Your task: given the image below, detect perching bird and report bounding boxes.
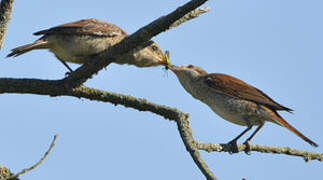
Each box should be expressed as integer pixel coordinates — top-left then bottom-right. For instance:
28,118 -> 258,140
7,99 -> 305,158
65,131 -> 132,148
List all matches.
168,64 -> 318,153
7,18 -> 166,72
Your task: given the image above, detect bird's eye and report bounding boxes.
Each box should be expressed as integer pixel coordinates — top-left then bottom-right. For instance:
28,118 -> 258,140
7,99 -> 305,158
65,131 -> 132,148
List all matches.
187,65 -> 194,68
151,45 -> 158,51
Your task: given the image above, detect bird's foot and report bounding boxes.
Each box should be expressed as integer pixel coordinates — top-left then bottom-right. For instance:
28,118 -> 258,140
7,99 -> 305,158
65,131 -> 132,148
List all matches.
65,71 -> 71,77
65,69 -> 74,77
227,140 -> 239,154
243,140 -> 251,155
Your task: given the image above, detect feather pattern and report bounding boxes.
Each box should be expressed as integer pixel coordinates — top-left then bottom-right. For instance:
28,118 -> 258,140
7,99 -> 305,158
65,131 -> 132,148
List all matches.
203,73 -> 293,112
33,18 -> 127,37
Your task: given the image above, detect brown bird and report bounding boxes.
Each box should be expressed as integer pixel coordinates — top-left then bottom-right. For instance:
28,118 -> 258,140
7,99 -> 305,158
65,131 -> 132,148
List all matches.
7,18 -> 166,72
168,64 -> 318,153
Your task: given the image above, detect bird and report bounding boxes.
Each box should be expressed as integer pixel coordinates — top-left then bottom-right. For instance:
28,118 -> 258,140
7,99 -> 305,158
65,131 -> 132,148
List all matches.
168,64 -> 318,153
7,18 -> 166,72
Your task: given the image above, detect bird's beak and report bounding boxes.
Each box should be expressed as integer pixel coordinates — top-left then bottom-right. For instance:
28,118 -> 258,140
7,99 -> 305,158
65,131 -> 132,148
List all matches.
168,65 -> 180,74
156,56 -> 168,65
146,49 -> 166,66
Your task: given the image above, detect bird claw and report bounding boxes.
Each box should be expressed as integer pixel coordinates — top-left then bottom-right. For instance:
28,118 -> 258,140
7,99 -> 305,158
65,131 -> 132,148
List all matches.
243,140 -> 251,155
65,71 -> 71,77
227,140 -> 239,154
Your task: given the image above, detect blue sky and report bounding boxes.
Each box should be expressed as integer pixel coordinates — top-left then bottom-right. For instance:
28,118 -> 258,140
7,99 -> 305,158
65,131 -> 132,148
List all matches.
0,0 -> 322,179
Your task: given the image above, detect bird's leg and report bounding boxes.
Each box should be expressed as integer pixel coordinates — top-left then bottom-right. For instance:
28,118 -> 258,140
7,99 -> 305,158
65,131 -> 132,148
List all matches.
55,56 -> 73,75
227,124 -> 252,153
243,122 -> 264,154
59,60 -> 73,75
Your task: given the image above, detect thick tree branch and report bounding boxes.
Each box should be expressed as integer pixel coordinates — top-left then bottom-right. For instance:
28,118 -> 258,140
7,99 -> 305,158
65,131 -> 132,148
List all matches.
0,0 -> 14,50
74,87 -> 217,180
73,86 -> 218,179
3,78 -> 323,177
67,86 -> 218,180
1,78 -> 322,178
61,0 -> 209,89
0,78 -> 67,95
1,81 -> 321,180
1,135 -> 58,180
197,142 -> 323,162
0,81 -> 218,180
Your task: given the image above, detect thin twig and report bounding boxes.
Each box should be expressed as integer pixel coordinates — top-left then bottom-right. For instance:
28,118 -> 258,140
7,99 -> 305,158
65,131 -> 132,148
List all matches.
0,0 -> 14,50
197,142 -> 323,162
2,135 -> 58,180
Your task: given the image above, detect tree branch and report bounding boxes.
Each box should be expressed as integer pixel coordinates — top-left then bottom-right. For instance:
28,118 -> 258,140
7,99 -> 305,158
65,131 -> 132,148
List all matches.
1,78 -> 322,178
1,83 -> 321,180
61,0 -> 209,89
73,86 -> 218,180
1,135 -> 58,180
170,7 -> 210,29
197,142 -> 323,162
0,80 -> 218,180
73,86 -> 218,179
175,115 -> 217,180
0,0 -> 14,50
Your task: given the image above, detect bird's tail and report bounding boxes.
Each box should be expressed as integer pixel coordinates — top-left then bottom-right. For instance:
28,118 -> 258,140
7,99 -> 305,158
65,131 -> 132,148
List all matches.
271,111 -> 318,147
7,39 -> 49,57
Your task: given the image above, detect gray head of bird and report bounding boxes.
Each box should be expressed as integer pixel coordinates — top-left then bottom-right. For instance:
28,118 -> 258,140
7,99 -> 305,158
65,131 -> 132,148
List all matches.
168,64 -> 208,80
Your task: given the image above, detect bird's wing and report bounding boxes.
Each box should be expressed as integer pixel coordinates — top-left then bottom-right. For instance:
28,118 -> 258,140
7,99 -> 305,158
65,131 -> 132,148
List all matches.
203,73 -> 293,112
33,18 -> 128,37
